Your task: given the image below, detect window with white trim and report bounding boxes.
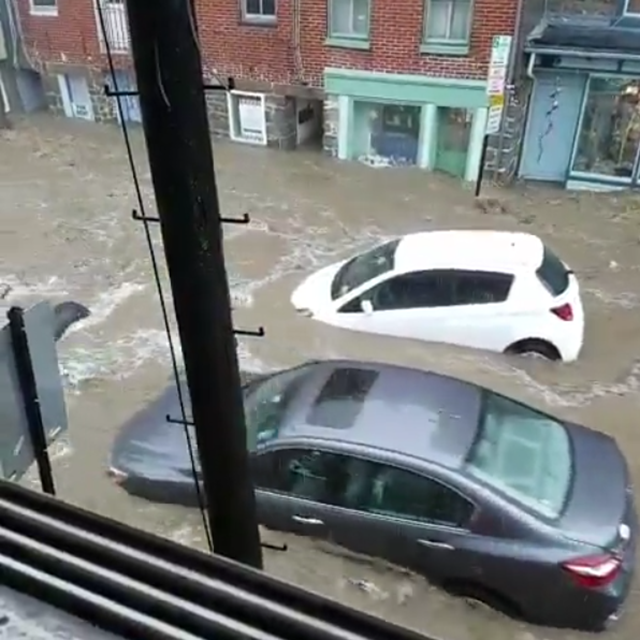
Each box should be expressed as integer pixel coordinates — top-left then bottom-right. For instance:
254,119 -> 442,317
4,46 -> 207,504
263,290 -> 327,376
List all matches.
242,0 -> 276,22
328,0 -> 370,39
30,0 -> 57,15
424,0 -> 472,42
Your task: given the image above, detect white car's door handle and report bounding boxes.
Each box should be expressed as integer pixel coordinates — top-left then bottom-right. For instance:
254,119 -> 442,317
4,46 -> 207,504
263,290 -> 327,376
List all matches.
418,539 -> 454,550
292,515 -> 324,526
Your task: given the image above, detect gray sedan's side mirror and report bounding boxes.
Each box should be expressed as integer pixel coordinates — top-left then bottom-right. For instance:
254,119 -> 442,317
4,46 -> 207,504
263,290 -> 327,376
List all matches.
360,299 -> 374,315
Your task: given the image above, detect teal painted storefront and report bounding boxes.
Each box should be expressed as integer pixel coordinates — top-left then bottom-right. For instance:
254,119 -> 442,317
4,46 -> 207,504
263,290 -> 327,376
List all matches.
324,68 -> 489,181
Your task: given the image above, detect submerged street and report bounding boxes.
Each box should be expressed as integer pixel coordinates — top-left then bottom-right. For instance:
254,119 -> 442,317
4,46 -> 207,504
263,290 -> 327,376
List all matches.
2,115 -> 640,640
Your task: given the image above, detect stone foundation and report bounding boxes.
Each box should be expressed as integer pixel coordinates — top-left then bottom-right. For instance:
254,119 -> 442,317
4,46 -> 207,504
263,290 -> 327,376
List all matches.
264,95 -> 296,150
39,65 -> 315,153
204,90 -> 229,138
485,81 -> 531,185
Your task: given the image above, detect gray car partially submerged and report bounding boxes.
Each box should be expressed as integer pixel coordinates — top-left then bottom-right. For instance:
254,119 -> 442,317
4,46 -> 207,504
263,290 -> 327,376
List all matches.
109,360 -> 636,631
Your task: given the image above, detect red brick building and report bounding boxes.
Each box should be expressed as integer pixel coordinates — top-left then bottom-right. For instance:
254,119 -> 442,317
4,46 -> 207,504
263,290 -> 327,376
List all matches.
18,0 -> 518,178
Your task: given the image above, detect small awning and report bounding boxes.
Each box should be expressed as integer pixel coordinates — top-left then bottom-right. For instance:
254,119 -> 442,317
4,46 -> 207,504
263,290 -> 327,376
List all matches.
525,16 -> 640,60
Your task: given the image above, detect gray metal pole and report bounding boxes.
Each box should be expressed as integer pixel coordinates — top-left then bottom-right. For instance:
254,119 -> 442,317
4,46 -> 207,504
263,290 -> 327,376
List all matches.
123,0 -> 263,569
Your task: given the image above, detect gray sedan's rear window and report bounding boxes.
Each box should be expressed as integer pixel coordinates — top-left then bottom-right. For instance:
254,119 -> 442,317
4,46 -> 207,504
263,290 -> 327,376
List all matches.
467,392 -> 572,518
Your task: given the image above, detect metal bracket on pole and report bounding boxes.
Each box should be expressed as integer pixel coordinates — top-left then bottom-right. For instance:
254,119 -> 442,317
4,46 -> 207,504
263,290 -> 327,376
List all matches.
131,209 -> 252,226
6,307 -> 56,496
234,327 -> 265,338
103,76 -> 235,99
164,411 -> 287,553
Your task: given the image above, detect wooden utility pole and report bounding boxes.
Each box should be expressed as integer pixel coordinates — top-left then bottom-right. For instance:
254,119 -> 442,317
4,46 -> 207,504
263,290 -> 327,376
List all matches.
124,0 -> 263,569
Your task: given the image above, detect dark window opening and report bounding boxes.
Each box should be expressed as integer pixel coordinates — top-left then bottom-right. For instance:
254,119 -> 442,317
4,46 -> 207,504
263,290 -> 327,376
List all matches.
306,368 -> 379,428
253,448 -> 347,504
536,246 -> 570,297
350,462 -> 474,527
452,271 -> 513,305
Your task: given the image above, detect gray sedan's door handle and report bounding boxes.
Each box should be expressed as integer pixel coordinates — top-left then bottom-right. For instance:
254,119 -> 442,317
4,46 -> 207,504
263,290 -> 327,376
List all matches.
418,539 -> 454,550
292,515 -> 324,525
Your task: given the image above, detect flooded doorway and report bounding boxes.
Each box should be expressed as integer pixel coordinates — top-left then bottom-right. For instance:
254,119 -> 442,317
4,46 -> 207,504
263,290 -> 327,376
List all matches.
296,99 -> 323,149
435,106 -> 473,178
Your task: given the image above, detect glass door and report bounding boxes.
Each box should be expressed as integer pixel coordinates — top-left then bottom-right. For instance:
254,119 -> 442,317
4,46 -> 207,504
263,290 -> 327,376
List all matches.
435,107 -> 473,178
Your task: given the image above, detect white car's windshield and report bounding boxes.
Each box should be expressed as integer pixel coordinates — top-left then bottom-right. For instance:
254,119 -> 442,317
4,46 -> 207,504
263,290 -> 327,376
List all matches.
467,392 -> 573,518
330,239 -> 400,300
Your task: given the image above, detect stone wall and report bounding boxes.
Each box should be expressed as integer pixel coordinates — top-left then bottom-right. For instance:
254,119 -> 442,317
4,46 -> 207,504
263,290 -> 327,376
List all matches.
485,81 -> 531,184
38,66 -> 310,153
41,67 -> 117,122
265,95 -> 296,150
322,96 -> 338,157
204,90 -> 229,138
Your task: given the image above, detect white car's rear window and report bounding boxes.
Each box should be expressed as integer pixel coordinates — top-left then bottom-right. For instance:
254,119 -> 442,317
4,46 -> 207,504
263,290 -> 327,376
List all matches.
467,392 -> 572,518
536,245 -> 570,297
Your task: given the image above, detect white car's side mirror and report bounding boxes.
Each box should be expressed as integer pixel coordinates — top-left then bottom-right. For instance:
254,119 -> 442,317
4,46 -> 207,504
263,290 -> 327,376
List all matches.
360,299 -> 374,315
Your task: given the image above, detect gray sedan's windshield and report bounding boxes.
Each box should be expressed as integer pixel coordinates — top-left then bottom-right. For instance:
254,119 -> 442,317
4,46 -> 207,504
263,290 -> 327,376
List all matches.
243,364 -> 314,449
330,239 -> 400,300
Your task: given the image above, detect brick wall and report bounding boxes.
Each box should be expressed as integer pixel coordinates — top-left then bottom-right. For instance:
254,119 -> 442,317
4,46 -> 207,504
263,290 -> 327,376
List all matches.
20,0 -> 518,83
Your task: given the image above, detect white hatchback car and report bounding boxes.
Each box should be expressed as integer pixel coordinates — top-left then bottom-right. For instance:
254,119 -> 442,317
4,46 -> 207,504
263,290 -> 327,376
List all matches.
291,230 -> 584,361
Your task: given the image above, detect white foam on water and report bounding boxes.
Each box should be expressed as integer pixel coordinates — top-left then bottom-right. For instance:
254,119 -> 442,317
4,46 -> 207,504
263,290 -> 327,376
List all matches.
0,274 -> 69,301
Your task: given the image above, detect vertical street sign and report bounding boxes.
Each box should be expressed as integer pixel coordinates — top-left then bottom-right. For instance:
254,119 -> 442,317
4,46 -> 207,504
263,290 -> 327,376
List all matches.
485,35 -> 513,135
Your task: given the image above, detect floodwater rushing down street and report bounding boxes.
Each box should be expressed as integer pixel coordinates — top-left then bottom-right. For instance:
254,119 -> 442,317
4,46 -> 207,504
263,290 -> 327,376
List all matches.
2,115 -> 640,640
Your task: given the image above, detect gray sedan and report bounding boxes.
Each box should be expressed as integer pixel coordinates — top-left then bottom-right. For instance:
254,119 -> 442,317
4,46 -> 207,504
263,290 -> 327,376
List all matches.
108,360 -> 636,631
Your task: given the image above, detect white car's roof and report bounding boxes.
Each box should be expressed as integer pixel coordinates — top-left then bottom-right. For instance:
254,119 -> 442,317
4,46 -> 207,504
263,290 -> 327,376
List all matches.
393,230 -> 544,275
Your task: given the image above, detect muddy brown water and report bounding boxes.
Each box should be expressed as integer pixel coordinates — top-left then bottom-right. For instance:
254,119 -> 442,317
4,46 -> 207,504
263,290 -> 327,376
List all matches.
2,116 -> 640,640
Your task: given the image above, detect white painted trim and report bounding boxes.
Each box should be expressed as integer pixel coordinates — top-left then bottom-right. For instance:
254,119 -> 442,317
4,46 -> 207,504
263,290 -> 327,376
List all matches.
337,95 -> 350,160
418,104 -> 437,169
226,90 -> 267,146
0,71 -> 9,113
57,74 -> 72,118
29,0 -> 58,16
465,107 -> 488,181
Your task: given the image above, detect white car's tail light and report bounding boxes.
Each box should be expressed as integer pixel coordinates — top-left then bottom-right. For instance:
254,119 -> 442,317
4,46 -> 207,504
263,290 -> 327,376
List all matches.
551,303 -> 574,321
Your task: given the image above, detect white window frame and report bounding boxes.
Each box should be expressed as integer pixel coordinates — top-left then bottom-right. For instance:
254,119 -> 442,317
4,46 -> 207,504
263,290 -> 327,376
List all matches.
227,90 -> 267,146
29,0 -> 58,16
328,0 -> 371,40
241,0 -> 276,23
424,0 -> 473,44
625,0 -> 640,14
0,71 -> 9,114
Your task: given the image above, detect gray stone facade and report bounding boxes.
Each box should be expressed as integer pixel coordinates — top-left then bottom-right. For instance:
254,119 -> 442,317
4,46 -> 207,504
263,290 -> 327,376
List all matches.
39,65 -> 313,154
204,91 -> 229,138
322,96 -> 339,157
265,95 -> 296,150
485,81 -> 531,184
41,67 -> 118,122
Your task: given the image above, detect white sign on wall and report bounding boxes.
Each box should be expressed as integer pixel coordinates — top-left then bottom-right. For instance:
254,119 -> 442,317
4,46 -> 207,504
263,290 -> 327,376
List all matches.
485,35 -> 513,135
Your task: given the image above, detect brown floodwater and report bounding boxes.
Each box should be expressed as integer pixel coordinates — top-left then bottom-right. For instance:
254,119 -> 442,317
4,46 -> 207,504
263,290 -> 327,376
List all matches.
2,115 -> 640,640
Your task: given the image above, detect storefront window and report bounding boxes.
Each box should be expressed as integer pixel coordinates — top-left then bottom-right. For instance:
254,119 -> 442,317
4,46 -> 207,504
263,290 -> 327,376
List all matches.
353,102 -> 421,167
572,77 -> 640,181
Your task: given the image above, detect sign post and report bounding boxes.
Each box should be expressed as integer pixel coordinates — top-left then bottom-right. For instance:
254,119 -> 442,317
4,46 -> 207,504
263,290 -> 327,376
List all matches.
476,34 -> 513,197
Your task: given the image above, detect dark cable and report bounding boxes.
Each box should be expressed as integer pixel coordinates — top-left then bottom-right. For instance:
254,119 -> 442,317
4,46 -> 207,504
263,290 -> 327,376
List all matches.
95,3 -> 213,552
